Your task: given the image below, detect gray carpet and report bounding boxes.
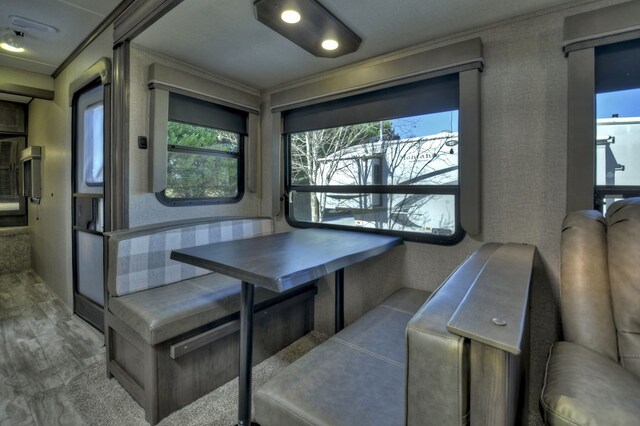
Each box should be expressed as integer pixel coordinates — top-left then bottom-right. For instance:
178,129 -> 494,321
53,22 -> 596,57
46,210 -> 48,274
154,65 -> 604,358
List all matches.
65,331 -> 327,426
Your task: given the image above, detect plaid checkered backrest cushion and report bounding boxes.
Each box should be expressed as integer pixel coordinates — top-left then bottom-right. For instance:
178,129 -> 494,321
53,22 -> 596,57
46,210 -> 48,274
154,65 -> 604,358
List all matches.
108,217 -> 274,297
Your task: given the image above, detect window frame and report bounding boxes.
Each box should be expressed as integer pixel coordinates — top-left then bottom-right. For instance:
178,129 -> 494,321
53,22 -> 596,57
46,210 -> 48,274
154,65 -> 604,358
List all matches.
282,78 -> 465,245
156,99 -> 245,207
564,1 -> 640,212
593,39 -> 640,212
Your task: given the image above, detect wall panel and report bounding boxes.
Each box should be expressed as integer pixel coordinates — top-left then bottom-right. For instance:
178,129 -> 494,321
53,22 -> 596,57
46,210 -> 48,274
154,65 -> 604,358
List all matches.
27,29 -> 113,308
127,45 -> 262,227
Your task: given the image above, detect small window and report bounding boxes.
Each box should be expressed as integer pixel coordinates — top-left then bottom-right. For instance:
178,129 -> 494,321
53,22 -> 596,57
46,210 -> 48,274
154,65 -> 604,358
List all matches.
74,84 -> 104,194
164,122 -> 240,200
284,75 -> 462,243
595,39 -> 640,212
158,93 -> 245,205
83,102 -> 104,186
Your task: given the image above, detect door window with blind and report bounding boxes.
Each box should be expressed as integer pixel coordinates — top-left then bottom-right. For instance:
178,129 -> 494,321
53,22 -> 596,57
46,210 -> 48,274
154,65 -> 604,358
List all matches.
594,38 -> 640,212
157,93 -> 246,205
284,74 -> 462,243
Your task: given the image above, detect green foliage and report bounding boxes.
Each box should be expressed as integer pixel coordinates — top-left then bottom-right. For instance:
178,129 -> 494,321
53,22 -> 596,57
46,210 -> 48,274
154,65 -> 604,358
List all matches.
168,121 -> 238,152
165,122 -> 239,199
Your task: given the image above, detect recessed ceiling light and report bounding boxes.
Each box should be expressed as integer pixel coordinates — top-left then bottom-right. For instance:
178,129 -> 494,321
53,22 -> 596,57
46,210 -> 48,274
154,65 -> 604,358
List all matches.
0,42 -> 24,53
321,39 -> 339,50
281,10 -> 301,24
1,29 -> 25,53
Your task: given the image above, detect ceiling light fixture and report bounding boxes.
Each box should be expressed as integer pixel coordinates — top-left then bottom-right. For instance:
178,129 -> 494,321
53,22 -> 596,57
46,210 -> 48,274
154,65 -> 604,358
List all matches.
254,0 -> 361,58
321,39 -> 338,50
1,28 -> 25,53
281,10 -> 301,24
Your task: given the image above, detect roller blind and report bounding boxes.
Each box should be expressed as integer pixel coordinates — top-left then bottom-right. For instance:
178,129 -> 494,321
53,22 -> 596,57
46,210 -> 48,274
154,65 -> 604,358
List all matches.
283,73 -> 459,134
596,38 -> 640,93
168,92 -> 248,134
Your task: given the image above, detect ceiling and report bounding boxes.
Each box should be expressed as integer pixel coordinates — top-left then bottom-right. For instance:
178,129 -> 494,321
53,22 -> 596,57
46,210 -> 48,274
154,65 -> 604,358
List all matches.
135,0 -> 579,90
0,0 -> 581,88
0,0 -> 122,76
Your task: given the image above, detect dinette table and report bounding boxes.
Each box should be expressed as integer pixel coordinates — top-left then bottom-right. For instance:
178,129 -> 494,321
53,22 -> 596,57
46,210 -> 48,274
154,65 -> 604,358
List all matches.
170,227 -> 402,426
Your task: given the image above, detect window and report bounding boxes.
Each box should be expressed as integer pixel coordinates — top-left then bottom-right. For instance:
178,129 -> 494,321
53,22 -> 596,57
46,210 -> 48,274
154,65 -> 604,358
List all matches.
284,74 -> 462,243
594,39 -> 640,212
158,93 -> 245,205
83,101 -> 104,186
75,84 -> 104,195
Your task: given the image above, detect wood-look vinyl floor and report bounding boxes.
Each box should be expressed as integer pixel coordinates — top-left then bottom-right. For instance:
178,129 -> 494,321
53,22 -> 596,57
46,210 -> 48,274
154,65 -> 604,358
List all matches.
0,270 -> 105,426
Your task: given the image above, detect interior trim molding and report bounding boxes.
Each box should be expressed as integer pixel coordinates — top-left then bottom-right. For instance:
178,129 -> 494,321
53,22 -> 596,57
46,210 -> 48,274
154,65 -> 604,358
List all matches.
113,0 -> 185,44
148,63 -> 260,114
566,48 -> 595,213
563,1 -> 640,54
0,83 -> 53,101
52,0 -> 136,78
112,42 -> 130,230
68,57 -> 112,106
246,113 -> 260,194
270,37 -> 483,112
459,69 -> 481,237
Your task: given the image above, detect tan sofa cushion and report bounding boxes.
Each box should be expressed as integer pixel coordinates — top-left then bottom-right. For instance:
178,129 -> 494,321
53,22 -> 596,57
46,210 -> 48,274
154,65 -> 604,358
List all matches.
541,341 -> 640,426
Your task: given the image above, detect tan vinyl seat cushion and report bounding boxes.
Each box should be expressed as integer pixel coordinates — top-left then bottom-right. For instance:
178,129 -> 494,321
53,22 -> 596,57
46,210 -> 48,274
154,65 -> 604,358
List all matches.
540,341 -> 640,426
109,273 -> 283,344
255,287 -> 431,426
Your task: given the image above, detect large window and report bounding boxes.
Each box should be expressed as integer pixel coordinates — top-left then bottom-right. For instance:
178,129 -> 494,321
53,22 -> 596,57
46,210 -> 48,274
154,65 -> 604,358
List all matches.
158,93 -> 245,205
284,75 -> 462,243
594,39 -> 640,212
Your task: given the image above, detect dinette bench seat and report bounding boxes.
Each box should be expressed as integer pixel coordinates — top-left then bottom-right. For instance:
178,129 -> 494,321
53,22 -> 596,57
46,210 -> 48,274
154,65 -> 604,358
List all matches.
104,217 -> 317,425
256,242 -> 535,426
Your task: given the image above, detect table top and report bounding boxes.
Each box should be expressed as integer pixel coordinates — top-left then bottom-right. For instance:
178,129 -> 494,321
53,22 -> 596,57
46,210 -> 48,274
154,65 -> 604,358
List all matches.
170,228 -> 403,293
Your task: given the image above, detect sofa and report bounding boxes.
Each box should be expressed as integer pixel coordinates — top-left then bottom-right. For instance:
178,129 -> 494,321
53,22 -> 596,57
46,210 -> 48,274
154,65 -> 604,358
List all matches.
540,198 -> 640,425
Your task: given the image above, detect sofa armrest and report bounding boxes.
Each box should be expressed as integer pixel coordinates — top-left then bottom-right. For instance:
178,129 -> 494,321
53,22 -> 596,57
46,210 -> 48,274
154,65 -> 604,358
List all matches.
447,243 -> 535,355
407,243 -> 535,426
406,243 -> 502,426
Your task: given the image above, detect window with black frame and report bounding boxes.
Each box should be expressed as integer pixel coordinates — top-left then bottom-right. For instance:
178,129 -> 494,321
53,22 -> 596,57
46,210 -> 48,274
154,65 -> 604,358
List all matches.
284,74 -> 462,243
158,92 -> 246,205
594,39 -> 640,212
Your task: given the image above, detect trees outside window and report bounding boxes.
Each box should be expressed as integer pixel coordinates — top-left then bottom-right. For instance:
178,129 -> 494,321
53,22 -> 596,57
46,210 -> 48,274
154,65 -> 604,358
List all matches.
287,112 -> 459,237
163,122 -> 241,201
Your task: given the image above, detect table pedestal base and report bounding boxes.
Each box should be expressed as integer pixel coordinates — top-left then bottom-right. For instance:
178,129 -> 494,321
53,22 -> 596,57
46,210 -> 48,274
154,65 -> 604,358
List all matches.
238,281 -> 255,426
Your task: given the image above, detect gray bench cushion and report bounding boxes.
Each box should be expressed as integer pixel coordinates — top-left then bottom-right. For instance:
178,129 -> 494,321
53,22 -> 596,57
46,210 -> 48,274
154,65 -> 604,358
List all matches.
540,341 -> 640,426
255,287 -> 430,426
109,273 -> 281,345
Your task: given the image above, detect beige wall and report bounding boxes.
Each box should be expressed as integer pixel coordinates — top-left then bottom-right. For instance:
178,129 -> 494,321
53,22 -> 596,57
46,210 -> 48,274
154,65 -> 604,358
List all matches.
27,28 -> 113,308
126,45 -> 263,227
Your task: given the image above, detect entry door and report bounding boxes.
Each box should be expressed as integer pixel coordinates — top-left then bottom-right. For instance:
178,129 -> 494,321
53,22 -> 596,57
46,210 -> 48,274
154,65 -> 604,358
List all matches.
72,83 -> 105,331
